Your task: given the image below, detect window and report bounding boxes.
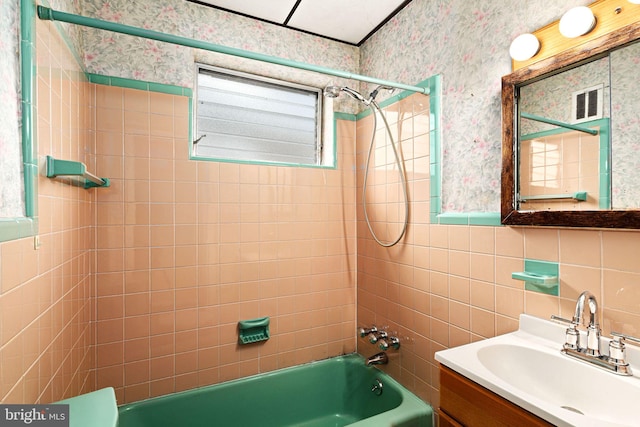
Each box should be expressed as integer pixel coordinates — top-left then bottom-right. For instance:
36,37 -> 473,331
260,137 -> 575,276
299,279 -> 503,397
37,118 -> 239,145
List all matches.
193,64 -> 326,166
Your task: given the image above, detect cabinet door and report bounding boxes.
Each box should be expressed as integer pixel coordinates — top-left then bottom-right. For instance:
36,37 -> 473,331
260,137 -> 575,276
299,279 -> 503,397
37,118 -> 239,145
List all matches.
439,366 -> 553,427
438,409 -> 463,427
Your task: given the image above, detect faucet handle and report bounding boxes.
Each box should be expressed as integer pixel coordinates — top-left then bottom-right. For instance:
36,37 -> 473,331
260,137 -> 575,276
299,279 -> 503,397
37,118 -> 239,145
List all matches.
611,331 -> 640,346
550,315 -> 574,325
368,330 -> 387,344
378,336 -> 401,351
551,315 -> 580,350
607,332 -> 640,375
359,326 -> 378,338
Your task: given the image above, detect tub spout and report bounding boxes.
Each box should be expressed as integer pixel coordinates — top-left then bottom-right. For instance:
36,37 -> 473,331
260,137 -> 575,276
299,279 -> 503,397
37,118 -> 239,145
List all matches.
366,352 -> 389,366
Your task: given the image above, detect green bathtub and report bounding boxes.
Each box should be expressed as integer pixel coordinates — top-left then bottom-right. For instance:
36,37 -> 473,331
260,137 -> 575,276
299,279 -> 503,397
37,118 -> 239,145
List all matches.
117,354 -> 433,427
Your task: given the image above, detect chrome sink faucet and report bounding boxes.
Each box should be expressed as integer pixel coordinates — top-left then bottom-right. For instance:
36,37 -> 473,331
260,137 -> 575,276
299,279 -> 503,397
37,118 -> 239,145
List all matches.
573,290 -> 601,356
552,291 -> 640,376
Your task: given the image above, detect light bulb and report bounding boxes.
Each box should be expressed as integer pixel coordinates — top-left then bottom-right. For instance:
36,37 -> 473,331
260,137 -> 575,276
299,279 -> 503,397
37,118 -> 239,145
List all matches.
509,33 -> 541,62
559,6 -> 596,38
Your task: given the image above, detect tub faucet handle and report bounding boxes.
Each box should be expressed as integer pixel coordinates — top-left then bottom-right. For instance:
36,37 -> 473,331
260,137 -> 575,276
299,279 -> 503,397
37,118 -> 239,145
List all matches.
359,326 -> 377,338
368,330 -> 388,344
378,336 -> 401,351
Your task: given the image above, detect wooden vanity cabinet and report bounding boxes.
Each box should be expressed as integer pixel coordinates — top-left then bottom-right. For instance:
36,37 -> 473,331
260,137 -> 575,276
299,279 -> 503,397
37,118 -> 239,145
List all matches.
438,366 -> 554,427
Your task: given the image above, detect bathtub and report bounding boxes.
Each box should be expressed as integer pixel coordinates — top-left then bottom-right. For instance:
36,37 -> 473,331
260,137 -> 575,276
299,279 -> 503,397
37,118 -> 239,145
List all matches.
117,354 -> 433,427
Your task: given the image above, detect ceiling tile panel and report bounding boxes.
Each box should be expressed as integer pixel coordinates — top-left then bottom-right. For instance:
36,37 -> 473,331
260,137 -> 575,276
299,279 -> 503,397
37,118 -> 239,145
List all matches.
287,0 -> 406,45
195,0 -> 299,24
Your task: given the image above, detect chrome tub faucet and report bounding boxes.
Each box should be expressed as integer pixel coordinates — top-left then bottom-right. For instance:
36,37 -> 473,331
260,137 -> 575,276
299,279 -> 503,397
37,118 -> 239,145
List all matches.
365,352 -> 389,366
358,326 -> 400,366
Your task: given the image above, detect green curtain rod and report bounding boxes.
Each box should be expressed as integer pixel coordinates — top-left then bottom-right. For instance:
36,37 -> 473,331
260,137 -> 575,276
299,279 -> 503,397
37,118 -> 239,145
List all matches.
521,112 -> 598,136
37,6 -> 429,95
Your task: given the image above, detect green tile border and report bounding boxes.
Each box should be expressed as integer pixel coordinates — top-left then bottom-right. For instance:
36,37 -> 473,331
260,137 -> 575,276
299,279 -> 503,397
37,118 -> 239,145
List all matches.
434,212 -> 503,226
86,73 -> 193,97
1,0 -> 39,243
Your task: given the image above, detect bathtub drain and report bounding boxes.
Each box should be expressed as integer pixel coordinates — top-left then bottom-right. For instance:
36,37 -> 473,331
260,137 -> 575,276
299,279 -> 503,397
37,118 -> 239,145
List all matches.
371,379 -> 383,396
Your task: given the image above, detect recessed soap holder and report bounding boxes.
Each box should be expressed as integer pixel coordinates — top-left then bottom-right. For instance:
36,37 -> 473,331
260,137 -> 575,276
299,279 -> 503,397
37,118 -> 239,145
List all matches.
238,317 -> 270,345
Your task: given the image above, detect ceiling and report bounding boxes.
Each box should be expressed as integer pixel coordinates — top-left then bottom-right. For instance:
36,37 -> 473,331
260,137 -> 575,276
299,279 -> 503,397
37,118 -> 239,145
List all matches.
188,0 -> 413,46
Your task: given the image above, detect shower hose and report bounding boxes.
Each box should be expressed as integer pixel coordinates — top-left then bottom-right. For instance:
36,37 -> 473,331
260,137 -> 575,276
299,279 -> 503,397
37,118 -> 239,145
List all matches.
362,101 -> 409,247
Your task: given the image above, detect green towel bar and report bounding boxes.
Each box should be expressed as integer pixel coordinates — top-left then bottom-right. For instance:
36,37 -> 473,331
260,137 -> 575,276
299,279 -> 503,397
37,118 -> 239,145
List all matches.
46,156 -> 110,189
519,191 -> 587,203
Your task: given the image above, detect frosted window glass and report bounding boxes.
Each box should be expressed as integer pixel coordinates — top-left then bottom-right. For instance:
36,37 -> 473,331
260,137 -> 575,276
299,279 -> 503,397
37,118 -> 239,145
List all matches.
195,66 -> 321,165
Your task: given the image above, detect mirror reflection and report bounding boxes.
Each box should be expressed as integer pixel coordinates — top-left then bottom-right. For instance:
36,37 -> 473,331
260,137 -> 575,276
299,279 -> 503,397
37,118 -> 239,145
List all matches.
610,41 -> 640,209
515,40 -> 639,212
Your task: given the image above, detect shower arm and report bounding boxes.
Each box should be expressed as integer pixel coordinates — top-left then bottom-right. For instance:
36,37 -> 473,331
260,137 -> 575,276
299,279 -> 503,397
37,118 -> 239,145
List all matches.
36,6 -> 430,96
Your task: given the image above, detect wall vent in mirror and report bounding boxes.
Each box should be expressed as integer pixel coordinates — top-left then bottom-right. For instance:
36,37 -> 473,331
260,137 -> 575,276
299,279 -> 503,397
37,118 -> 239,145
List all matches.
572,84 -> 603,124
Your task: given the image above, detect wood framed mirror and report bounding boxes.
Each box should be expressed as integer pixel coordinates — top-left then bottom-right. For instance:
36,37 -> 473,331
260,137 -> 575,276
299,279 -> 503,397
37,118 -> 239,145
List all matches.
501,19 -> 640,228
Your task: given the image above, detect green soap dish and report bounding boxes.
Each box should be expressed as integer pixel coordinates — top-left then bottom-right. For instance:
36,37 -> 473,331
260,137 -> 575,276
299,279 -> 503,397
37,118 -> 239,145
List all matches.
238,317 -> 270,345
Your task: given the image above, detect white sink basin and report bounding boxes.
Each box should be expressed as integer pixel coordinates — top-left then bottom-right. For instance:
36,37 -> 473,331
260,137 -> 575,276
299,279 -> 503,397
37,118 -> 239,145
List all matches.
435,315 -> 640,427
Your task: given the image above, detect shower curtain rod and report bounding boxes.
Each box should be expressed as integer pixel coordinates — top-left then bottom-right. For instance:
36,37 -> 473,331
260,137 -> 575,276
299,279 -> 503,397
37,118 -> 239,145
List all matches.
37,6 -> 429,95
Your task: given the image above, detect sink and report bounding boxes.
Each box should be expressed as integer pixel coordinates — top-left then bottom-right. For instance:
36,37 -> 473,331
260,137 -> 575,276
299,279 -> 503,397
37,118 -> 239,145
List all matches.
435,315 -> 640,427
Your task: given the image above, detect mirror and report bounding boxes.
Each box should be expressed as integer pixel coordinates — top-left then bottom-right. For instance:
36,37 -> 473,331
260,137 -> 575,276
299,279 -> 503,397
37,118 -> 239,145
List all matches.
502,20 -> 640,228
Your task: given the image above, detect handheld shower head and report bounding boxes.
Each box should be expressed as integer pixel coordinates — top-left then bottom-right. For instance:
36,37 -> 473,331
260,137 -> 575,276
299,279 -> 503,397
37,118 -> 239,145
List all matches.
340,87 -> 369,105
322,85 -> 370,105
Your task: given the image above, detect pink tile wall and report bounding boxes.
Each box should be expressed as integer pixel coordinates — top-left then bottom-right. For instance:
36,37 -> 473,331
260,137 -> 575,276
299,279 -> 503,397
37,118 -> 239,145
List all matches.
355,94 -> 640,409
0,18 -> 94,403
93,86 -> 357,403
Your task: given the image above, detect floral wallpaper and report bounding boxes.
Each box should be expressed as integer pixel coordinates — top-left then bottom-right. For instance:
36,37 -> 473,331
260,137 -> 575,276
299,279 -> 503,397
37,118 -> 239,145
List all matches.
0,0 -> 24,218
77,0 -> 359,105
610,41 -> 640,209
359,0 -> 591,212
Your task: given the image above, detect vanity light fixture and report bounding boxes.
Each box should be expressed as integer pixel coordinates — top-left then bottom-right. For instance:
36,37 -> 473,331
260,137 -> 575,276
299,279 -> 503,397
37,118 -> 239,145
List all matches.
509,33 -> 541,61
559,6 -> 596,38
